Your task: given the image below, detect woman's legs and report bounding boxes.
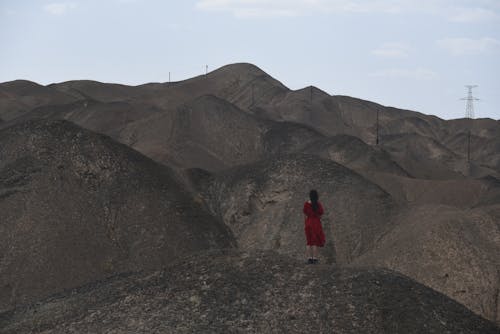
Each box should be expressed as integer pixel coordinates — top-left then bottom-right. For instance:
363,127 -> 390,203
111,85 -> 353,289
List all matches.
306,246 -> 314,264
312,246 -> 318,260
306,245 -> 320,264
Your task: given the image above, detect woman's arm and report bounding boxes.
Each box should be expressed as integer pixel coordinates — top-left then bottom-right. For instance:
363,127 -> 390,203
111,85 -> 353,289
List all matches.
303,202 -> 309,216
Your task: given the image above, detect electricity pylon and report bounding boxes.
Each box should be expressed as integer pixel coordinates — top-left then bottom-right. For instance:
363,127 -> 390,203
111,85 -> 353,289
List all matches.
461,85 -> 479,119
461,85 -> 479,163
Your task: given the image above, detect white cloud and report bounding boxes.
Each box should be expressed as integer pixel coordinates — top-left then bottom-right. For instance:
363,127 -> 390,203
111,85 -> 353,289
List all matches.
437,37 -> 500,55
43,2 -> 77,15
194,0 -> 426,18
195,0 -> 500,21
447,7 -> 499,22
369,68 -> 438,80
371,43 -> 410,58
195,0 -> 311,18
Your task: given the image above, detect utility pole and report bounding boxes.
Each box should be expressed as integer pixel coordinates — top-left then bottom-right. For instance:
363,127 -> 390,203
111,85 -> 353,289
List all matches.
310,86 -> 313,104
169,72 -> 171,83
205,65 -> 208,75
467,131 -> 471,162
376,110 -> 379,145
251,84 -> 255,105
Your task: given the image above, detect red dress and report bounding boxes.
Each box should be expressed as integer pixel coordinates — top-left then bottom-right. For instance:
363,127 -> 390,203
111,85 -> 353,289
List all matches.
303,201 -> 325,247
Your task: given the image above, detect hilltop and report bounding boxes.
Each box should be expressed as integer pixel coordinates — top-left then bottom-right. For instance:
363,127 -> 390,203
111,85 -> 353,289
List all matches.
1,251 -> 498,334
0,120 -> 234,312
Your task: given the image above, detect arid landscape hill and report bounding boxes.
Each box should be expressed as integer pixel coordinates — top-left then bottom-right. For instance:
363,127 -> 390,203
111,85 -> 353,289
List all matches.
192,154 -> 398,265
0,63 -> 499,330
1,63 -> 499,177
0,120 -> 234,312
1,251 -> 499,334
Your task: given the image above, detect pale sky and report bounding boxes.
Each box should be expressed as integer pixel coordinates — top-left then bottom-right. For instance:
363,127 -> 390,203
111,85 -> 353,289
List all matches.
1,0 -> 499,120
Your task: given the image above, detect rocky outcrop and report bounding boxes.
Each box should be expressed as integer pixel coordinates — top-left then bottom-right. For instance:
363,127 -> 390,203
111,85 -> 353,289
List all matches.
1,251 -> 498,334
195,154 -> 397,265
0,120 -> 234,312
353,204 -> 500,324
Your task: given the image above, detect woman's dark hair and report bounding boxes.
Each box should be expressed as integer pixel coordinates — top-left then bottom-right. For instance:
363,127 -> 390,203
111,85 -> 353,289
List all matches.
309,190 -> 319,212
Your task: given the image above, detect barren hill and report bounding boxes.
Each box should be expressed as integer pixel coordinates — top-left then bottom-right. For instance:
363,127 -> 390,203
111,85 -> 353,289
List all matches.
0,120 -> 234,312
1,63 -> 500,328
304,134 -> 409,176
48,80 -> 140,102
1,251 -> 498,334
2,63 -> 499,178
192,152 -> 500,324
353,204 -> 500,323
380,133 -> 466,179
360,172 -> 500,207
443,130 -> 500,173
194,154 -> 397,265
0,80 -> 77,121
6,93 -> 326,172
47,63 -> 289,112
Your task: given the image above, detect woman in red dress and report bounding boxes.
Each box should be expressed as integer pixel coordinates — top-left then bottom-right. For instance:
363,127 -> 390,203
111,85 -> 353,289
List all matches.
303,189 -> 325,264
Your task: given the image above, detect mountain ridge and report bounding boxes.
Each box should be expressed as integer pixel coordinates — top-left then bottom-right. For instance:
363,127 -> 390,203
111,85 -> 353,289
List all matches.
1,62 -> 499,327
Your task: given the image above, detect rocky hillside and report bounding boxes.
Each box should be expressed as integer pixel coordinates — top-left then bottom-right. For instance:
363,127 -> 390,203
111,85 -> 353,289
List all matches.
0,120 -> 234,312
2,63 -> 499,178
353,204 -> 500,324
0,80 -> 76,121
1,251 -> 498,334
304,134 -> 409,176
1,63 -> 499,329
192,154 -> 397,265
193,153 -> 500,324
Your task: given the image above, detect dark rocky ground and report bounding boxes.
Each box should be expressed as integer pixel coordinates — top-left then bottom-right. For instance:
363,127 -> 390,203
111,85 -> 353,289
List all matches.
192,153 -> 500,324
1,63 -> 500,329
193,154 -> 397,266
1,251 -> 498,334
0,120 -> 234,312
353,204 -> 500,324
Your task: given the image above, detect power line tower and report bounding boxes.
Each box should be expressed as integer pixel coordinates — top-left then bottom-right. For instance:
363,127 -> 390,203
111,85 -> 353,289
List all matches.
461,85 -> 479,119
461,85 -> 479,164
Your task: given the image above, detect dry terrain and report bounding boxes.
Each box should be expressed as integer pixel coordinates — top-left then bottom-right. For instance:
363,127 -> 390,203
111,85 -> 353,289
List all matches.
0,63 -> 499,331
